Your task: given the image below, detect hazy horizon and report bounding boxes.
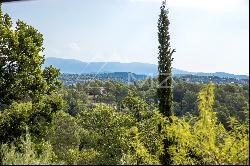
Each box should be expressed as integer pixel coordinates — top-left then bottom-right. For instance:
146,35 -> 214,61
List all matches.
2,0 -> 249,75
45,56 -> 249,76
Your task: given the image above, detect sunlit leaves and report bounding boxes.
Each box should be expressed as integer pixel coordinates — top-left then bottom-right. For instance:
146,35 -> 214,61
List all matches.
0,6 -> 61,107
165,83 -> 249,165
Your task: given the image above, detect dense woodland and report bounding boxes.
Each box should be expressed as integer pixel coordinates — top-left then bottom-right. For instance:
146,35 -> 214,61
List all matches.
0,2 -> 249,165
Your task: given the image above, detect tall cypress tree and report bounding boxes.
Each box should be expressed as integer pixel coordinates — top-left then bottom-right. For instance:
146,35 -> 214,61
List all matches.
157,0 -> 175,118
157,1 -> 175,164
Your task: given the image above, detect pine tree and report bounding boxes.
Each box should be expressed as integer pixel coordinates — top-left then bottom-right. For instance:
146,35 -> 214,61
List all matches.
157,0 -> 175,118
157,1 -> 175,164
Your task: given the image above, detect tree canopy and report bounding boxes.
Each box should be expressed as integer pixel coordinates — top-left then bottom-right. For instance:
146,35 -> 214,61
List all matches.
0,2 -> 249,165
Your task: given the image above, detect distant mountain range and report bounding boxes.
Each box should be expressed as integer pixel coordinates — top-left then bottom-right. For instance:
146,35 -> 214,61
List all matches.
43,57 -> 249,79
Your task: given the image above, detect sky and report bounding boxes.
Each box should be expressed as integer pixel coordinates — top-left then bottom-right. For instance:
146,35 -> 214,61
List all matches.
2,0 -> 249,75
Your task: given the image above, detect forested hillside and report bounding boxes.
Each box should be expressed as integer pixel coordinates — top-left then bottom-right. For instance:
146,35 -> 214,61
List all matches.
0,2 -> 249,165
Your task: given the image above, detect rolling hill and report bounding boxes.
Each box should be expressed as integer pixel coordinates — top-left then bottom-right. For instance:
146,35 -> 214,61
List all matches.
43,57 -> 249,79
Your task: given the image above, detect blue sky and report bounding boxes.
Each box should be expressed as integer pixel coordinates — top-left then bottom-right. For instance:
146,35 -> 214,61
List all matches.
2,0 -> 249,75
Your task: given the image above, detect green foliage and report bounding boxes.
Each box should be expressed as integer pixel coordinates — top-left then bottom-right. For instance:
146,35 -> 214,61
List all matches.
97,93 -> 116,105
62,85 -> 88,116
121,127 -> 161,165
165,82 -> 249,165
0,93 -> 64,144
214,84 -> 249,129
42,65 -> 62,93
0,102 -> 33,144
0,3 -> 249,166
157,0 -> 175,118
157,1 -> 176,164
46,111 -> 81,162
172,80 -> 249,129
137,110 -> 166,159
123,92 -> 148,122
66,148 -> 99,165
123,93 -> 166,164
1,132 -> 60,165
77,104 -> 134,165
0,6 -> 61,107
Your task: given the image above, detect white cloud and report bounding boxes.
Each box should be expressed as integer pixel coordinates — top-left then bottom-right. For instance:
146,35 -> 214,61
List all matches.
68,42 -> 81,52
130,0 -> 246,12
